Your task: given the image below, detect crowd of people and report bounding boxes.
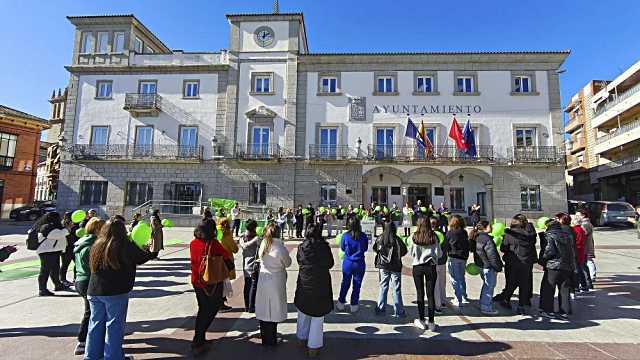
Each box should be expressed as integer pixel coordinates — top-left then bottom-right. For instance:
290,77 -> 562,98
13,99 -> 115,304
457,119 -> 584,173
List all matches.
24,201 -> 597,358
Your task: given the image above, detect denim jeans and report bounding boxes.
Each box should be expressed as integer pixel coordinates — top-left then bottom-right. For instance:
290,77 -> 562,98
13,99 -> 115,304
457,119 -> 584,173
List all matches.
448,258 -> 468,304
376,269 -> 405,315
479,268 -> 497,312
85,293 -> 130,360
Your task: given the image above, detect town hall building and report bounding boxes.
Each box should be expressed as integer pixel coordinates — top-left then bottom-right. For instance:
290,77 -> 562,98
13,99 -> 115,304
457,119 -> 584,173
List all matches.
56,11 -> 569,221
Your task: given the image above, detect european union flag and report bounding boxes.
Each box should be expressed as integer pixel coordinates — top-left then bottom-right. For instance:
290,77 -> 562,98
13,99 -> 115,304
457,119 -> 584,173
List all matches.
463,118 -> 477,157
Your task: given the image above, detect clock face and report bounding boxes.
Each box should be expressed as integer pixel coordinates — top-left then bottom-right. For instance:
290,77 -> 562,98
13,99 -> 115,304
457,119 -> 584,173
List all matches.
254,26 -> 274,48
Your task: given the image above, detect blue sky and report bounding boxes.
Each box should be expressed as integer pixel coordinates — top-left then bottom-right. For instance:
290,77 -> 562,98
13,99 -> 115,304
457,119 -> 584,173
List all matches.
1,0 -> 639,125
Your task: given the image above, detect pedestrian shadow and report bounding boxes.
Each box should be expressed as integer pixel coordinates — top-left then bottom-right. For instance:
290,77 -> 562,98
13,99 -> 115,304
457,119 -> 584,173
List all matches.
134,279 -> 185,288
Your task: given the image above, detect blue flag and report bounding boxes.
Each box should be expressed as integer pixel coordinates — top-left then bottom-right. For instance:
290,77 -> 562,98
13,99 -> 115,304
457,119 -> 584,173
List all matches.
463,119 -> 477,157
405,117 -> 425,148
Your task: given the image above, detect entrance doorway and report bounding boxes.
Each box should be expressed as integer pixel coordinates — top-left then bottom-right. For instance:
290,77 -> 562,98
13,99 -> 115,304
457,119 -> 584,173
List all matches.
408,186 -> 431,207
371,186 -> 388,207
163,182 -> 202,214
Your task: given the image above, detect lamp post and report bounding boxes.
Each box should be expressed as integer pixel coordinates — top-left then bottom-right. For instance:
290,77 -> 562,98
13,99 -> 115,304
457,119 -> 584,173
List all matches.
356,137 -> 362,159
211,136 -> 218,156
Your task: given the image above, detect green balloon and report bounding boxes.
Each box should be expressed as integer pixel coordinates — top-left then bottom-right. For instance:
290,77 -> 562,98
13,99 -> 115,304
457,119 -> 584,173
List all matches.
338,249 -> 345,261
256,226 -> 264,236
537,217 -> 550,230
216,229 -> 223,241
75,227 -> 86,238
436,231 -> 445,246
302,209 -> 310,216
71,210 -> 86,224
335,231 -> 344,246
466,263 -> 481,276
341,208 -> 347,215
374,206 -> 381,212
420,207 -> 427,213
494,235 -> 503,249
319,207 -> 325,214
383,207 -> 389,215
131,222 -> 151,249
161,218 -> 173,228
331,208 -> 337,215
491,222 -> 506,238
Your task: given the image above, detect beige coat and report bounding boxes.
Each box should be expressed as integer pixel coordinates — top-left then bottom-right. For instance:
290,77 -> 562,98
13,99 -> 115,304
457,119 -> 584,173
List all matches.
150,216 -> 164,253
255,238 -> 292,323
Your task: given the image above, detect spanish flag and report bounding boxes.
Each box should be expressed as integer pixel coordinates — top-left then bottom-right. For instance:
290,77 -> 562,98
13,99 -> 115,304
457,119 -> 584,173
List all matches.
418,121 -> 434,158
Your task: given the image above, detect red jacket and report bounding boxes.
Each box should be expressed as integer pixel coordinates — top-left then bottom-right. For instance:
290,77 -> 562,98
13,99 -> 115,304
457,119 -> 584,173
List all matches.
190,238 -> 231,289
572,225 -> 587,265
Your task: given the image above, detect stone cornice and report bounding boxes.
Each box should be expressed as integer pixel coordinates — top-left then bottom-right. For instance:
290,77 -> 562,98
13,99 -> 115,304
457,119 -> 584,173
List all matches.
65,64 -> 229,75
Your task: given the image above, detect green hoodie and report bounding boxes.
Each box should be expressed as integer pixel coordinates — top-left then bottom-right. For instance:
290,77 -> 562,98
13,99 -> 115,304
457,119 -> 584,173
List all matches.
74,234 -> 97,283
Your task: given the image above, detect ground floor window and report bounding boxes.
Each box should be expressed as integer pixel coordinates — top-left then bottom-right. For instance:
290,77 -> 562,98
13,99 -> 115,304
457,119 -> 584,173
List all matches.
477,192 -> 487,216
80,181 -> 108,205
449,187 -> 465,211
521,185 -> 541,211
126,182 -> 153,206
249,182 -> 267,205
320,184 -> 337,207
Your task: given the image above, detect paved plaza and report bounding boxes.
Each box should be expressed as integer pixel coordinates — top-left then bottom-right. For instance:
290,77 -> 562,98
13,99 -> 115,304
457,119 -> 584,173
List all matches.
0,222 -> 639,359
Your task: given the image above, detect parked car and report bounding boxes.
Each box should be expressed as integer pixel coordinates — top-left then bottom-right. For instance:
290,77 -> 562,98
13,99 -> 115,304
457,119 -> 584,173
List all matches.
9,201 -> 57,221
584,201 -> 636,227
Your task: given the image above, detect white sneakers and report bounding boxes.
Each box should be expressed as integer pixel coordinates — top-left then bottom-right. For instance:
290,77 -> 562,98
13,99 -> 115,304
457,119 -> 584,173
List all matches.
413,319 -> 437,332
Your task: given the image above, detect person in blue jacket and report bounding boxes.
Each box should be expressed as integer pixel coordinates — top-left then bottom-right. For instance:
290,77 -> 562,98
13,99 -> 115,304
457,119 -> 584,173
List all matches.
336,217 -> 369,313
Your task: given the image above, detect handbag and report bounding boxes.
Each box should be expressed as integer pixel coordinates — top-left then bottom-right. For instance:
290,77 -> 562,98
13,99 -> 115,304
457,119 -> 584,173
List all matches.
199,242 -> 230,286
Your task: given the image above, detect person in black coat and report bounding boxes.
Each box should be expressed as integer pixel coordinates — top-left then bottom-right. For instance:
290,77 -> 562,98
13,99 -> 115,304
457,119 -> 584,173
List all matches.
539,217 -> 576,319
471,221 -> 503,315
60,212 -> 80,286
294,224 -> 334,356
304,203 -> 315,236
373,221 -> 408,317
494,215 -> 537,313
294,205 -> 304,238
444,215 -> 469,307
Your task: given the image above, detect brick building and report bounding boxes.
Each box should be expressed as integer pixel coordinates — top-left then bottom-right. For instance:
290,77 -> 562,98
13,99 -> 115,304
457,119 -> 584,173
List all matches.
0,105 -> 50,218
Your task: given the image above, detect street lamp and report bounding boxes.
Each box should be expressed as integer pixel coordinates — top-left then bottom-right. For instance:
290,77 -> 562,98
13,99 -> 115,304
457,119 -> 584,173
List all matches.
459,174 -> 464,183
211,136 -> 218,155
356,137 -> 362,158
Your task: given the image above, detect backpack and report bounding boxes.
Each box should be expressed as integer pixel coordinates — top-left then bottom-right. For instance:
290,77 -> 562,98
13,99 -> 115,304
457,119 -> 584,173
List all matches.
26,228 -> 43,251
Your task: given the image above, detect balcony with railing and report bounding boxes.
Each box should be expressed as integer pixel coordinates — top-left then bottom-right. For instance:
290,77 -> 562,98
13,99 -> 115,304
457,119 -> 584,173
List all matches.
365,145 -> 494,162
69,144 -> 203,161
569,136 -> 586,153
309,145 -> 361,160
129,51 -> 228,67
564,114 -> 585,133
594,153 -> 640,179
123,93 -> 162,116
592,81 -> 640,128
235,143 -> 289,160
507,146 -> 564,164
594,118 -> 640,155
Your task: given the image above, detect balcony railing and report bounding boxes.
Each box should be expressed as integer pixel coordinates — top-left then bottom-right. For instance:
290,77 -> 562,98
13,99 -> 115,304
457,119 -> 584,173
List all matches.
565,115 -> 585,132
594,81 -> 640,117
596,118 -> 640,145
70,144 -> 203,161
123,93 -> 162,114
309,145 -> 361,160
366,145 -> 494,162
235,143 -> 288,160
507,146 -> 564,163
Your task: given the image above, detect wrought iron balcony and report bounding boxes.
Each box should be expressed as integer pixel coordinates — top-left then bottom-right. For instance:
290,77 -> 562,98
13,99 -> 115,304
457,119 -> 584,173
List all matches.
235,143 -> 288,160
366,145 -> 494,162
507,146 -> 563,164
123,93 -> 162,116
309,145 -> 361,160
69,144 -> 203,161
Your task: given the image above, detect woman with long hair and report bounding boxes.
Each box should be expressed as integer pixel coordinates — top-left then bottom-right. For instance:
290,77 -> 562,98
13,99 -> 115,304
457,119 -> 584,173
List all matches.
410,217 -> 441,331
294,224 -> 334,356
60,211 -> 79,287
34,212 -> 69,296
431,217 -> 447,313
189,221 -> 232,354
84,217 -> 153,360
445,215 -> 469,308
374,221 -> 408,317
336,217 -> 369,313
471,220 -> 503,315
240,219 -> 261,312
72,217 -> 105,356
255,223 -> 292,346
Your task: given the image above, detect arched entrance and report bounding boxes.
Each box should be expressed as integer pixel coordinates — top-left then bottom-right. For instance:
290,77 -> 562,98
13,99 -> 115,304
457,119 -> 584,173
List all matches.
446,167 -> 493,219
402,167 -> 448,208
362,167 -> 404,207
